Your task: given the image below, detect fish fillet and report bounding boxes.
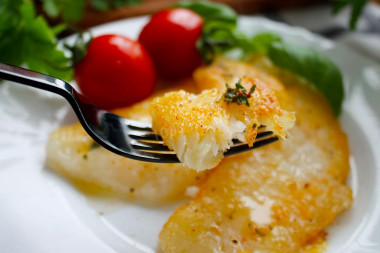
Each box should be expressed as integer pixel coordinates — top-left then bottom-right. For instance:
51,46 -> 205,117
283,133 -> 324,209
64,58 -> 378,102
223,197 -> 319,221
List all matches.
159,58 -> 352,252
150,77 -> 295,171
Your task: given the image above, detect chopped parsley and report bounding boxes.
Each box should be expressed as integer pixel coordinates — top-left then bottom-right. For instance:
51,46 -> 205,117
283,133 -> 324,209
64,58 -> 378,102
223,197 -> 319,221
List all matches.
255,228 -> 266,237
223,79 -> 256,107
90,141 -> 100,150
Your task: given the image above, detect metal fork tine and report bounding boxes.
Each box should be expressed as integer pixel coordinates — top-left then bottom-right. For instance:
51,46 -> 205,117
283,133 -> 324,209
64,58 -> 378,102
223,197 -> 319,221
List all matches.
125,120 -> 153,132
127,124 -> 153,132
130,139 -> 172,152
127,124 -> 268,142
131,130 -> 278,161
128,123 -> 264,133
231,130 -> 274,145
224,136 -> 279,157
127,122 -> 278,162
230,132 -> 277,147
136,150 -> 180,163
128,130 -> 163,141
257,131 -> 274,138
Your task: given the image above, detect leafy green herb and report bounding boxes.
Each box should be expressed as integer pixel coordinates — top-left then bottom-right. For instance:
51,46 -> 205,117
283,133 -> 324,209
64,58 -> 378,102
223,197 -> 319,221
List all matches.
0,0 -> 72,80
249,84 -> 256,94
176,2 -> 282,63
223,79 -> 256,107
64,31 -> 93,66
228,208 -> 236,219
255,228 -> 266,236
177,1 -> 249,63
250,33 -> 282,54
90,0 -> 141,12
41,0 -> 141,23
42,0 -> 85,23
90,141 -> 100,150
332,0 -> 369,29
177,1 -> 239,56
176,1 -> 236,24
179,1 -> 345,117
267,42 -> 344,116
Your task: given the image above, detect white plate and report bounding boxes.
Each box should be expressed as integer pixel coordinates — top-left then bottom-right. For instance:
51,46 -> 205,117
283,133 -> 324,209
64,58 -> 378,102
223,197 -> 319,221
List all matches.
0,16 -> 379,253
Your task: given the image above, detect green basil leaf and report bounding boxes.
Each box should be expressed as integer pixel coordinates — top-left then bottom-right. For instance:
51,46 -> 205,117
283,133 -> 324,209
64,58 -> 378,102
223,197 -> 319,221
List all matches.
331,0 -> 350,14
175,0 -> 237,24
250,33 -> 282,54
268,42 -> 344,116
349,0 -> 368,29
331,0 -> 369,29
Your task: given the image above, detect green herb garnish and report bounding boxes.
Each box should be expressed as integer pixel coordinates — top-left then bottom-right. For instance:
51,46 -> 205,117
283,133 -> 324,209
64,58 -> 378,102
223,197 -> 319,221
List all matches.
90,141 -> 100,150
267,42 -> 344,116
332,0 -> 369,30
0,0 -> 143,81
255,228 -> 266,237
0,0 -> 72,80
41,0 -> 142,23
223,79 -> 256,107
64,31 -> 93,66
178,1 -> 345,117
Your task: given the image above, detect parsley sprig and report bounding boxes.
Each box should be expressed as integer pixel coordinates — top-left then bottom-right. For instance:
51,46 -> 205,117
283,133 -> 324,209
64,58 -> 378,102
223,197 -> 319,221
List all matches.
0,0 -> 142,81
0,0 -> 72,80
223,79 -> 256,107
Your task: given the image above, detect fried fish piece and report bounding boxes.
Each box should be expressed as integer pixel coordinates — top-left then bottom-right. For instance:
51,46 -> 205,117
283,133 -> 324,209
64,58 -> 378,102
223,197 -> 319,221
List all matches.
45,81 -> 206,203
193,57 -> 285,92
159,59 -> 352,252
150,77 -> 295,171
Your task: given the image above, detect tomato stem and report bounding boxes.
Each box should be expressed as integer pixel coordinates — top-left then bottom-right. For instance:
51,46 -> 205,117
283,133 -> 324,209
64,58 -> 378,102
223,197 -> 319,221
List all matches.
64,31 -> 93,67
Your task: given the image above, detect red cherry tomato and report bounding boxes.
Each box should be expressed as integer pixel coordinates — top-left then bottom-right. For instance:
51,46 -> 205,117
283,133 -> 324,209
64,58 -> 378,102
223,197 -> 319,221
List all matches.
74,34 -> 156,109
139,8 -> 203,80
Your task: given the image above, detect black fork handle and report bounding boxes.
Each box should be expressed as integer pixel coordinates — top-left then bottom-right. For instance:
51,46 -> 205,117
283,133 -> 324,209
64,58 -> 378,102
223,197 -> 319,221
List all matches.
0,62 -> 75,100
0,62 -> 88,120
0,62 -> 93,136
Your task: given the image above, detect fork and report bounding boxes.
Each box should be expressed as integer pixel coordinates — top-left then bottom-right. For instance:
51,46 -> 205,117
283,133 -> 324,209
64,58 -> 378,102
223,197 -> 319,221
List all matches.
0,63 -> 278,163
